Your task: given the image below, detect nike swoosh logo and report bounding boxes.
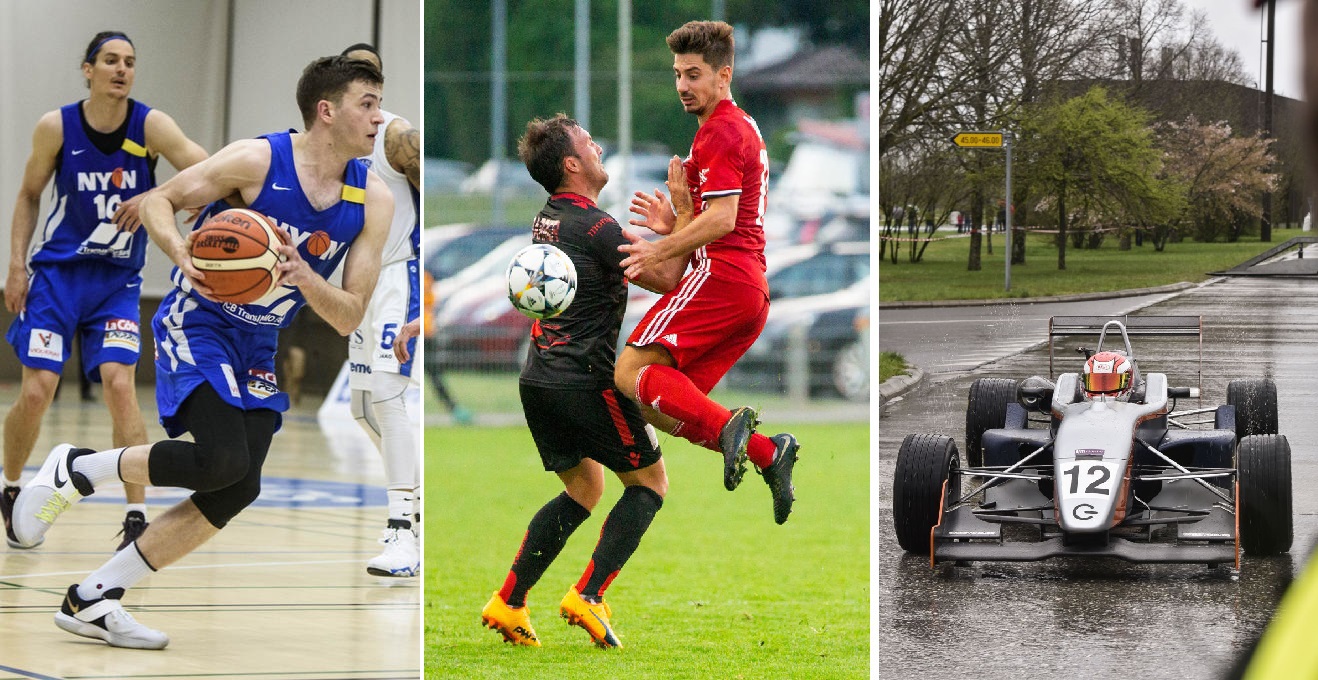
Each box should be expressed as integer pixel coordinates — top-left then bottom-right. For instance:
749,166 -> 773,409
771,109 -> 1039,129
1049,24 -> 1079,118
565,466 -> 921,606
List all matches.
71,149 -> 86,156
66,595 -> 80,614
53,463 -> 66,488
272,182 -> 293,191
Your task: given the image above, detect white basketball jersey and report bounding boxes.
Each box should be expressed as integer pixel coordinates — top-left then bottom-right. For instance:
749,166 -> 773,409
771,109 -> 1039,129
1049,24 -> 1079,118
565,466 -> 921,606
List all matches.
363,110 -> 418,266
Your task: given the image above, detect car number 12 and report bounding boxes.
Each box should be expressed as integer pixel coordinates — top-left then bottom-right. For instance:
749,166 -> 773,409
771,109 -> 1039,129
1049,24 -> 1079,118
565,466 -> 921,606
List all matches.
1062,462 -> 1114,496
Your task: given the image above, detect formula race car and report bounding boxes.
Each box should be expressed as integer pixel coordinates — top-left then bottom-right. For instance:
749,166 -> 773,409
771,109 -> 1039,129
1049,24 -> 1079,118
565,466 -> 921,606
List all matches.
892,316 -> 1292,569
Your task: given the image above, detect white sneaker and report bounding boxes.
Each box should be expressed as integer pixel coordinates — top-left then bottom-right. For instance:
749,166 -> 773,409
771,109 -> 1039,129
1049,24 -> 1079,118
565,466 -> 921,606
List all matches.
54,584 -> 169,650
366,524 -> 419,577
12,444 -> 93,547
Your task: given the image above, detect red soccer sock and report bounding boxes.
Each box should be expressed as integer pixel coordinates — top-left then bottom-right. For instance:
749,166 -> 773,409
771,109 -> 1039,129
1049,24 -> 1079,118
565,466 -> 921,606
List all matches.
636,365 -> 731,449
746,433 -> 776,469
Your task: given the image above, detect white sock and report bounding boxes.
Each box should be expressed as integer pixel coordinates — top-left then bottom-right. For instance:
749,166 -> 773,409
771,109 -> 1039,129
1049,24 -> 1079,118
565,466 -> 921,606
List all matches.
70,448 -> 125,487
77,543 -> 156,600
387,488 -> 414,524
125,503 -> 147,517
2,475 -> 19,488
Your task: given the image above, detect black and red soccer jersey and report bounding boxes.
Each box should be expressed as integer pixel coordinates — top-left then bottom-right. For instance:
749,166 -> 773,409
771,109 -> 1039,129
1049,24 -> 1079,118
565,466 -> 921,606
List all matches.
682,98 -> 770,296
519,192 -> 630,390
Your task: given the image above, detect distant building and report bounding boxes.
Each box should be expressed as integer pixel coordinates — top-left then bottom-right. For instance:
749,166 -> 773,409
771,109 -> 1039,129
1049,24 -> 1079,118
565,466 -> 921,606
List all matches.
738,44 -> 869,137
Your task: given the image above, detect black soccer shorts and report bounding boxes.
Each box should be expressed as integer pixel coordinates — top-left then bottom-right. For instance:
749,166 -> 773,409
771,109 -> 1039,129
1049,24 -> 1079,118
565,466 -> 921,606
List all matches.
519,383 -> 661,474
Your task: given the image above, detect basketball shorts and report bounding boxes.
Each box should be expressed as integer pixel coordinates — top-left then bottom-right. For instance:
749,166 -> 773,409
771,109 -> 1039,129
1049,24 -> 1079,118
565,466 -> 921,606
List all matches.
153,302 -> 286,438
6,261 -> 143,380
520,383 -> 661,474
348,258 -> 419,389
626,272 -> 769,394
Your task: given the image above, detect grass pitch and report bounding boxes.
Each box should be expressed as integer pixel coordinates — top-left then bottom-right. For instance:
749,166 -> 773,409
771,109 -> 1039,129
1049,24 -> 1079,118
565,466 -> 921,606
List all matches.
423,421 -> 869,679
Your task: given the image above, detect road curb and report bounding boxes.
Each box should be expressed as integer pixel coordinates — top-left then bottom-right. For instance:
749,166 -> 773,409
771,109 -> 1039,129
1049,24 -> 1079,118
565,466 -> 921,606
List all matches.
878,281 -> 1198,310
879,366 -> 924,405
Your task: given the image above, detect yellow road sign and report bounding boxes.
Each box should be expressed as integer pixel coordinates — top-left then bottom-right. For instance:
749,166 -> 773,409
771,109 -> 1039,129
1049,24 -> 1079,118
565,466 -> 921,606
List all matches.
951,131 -> 1003,148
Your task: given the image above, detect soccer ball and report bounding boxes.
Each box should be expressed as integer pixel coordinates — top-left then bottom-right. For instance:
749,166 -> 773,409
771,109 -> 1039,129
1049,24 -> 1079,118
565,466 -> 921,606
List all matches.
506,243 -> 577,319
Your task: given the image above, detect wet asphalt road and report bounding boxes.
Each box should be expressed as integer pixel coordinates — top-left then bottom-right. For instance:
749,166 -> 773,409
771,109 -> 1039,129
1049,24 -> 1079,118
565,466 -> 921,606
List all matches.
877,276 -> 1318,680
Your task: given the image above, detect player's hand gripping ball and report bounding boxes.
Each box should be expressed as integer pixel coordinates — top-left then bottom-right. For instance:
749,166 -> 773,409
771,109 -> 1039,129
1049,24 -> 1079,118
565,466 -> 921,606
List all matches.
507,243 -> 577,319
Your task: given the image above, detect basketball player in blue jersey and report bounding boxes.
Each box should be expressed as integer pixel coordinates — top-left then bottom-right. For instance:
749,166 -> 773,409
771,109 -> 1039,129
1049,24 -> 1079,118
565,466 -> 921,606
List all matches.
1,31 -> 208,551
11,55 -> 392,650
341,44 -> 422,579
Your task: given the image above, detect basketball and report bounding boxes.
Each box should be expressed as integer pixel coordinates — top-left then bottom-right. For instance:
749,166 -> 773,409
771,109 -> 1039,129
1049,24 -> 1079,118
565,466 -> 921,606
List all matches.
189,208 -> 287,304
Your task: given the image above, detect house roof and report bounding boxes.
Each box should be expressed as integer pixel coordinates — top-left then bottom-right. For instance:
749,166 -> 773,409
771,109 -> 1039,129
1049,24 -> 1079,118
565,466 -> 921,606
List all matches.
739,45 -> 869,93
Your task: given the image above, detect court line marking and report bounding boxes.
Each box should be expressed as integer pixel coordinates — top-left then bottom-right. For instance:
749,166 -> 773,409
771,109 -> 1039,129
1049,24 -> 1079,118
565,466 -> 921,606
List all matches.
0,558 -> 368,581
0,663 -> 62,680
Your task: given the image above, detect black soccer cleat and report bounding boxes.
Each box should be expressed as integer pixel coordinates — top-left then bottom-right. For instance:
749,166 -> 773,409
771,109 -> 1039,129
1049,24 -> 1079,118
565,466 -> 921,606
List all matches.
718,407 -> 759,491
1,485 -> 19,548
758,433 -> 799,525
115,510 -> 149,551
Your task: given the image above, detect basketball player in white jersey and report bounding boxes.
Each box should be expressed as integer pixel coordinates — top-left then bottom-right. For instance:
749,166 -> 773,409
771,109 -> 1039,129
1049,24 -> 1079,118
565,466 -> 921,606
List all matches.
341,44 -> 421,578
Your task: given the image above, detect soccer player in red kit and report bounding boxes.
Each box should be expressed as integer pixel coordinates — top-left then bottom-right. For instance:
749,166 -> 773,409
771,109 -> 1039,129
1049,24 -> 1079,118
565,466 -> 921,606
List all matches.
618,20 -> 798,524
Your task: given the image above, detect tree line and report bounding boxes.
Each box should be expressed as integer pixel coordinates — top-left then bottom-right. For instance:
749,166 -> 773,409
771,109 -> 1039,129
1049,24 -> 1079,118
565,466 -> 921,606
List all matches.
880,0 -> 1284,269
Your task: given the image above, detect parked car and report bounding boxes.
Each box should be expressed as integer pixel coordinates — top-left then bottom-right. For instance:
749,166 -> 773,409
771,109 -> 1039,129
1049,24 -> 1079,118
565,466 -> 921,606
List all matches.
459,158 -> 543,196
423,224 -> 524,282
430,232 -> 533,370
598,151 -> 673,215
423,158 -> 473,194
722,241 -> 870,399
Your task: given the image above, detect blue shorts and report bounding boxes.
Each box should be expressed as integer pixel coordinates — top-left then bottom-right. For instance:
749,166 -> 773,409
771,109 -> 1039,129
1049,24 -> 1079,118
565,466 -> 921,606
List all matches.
153,296 -> 286,438
6,261 -> 142,381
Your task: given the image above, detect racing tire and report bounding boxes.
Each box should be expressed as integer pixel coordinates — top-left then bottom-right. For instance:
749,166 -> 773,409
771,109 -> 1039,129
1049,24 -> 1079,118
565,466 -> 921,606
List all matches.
965,378 -> 1017,468
1238,434 -> 1293,556
893,433 -> 961,553
1227,379 -> 1278,439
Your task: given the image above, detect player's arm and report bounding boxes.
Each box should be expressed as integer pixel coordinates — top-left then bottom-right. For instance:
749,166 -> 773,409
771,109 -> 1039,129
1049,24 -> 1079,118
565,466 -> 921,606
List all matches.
278,173 -> 392,336
145,110 -> 210,171
618,196 -> 734,281
113,110 -> 211,232
139,138 -> 272,296
383,117 -> 421,190
619,230 -> 685,293
6,111 -> 62,313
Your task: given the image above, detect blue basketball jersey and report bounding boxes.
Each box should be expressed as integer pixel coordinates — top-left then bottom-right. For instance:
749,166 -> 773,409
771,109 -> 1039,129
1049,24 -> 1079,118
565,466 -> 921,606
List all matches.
31,100 -> 155,270
161,131 -> 369,333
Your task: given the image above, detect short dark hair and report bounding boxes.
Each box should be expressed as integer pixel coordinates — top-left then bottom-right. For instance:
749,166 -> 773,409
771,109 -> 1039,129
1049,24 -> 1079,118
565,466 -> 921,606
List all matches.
84,31 -> 133,65
518,113 -> 579,193
666,20 -> 735,70
341,42 -> 382,70
295,55 -> 383,128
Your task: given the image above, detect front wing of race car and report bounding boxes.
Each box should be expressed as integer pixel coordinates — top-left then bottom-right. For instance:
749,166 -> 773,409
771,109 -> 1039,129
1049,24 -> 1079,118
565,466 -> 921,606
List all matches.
931,487 -> 1238,566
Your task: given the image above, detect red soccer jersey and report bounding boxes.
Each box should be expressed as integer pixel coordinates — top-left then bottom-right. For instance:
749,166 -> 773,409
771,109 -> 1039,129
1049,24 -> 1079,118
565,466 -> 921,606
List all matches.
682,99 -> 769,295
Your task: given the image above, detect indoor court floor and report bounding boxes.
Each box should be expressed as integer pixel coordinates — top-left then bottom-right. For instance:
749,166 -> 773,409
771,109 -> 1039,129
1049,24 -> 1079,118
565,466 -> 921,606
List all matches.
0,385 -> 420,680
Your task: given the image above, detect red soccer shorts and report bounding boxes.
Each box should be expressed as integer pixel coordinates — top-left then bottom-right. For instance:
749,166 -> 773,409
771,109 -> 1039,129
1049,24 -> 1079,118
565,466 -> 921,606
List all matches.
627,271 -> 769,394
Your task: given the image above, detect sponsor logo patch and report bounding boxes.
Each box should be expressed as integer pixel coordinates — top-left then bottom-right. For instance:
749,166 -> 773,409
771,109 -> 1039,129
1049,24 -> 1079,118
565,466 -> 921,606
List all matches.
28,328 -> 63,362
1074,448 -> 1105,459
102,318 -> 140,352
246,368 -> 279,400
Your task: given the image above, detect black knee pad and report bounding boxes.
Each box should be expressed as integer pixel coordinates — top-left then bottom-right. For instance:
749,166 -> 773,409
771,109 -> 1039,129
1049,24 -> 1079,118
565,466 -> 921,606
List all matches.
191,473 -> 262,529
147,439 -> 250,492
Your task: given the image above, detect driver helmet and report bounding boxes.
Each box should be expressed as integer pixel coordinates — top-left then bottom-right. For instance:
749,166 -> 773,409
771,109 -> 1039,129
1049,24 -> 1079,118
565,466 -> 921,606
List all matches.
1083,351 -> 1132,398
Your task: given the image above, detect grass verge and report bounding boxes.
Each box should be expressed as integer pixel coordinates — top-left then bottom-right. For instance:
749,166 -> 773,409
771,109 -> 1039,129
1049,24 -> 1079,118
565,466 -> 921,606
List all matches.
878,352 -> 907,383
879,227 -> 1303,302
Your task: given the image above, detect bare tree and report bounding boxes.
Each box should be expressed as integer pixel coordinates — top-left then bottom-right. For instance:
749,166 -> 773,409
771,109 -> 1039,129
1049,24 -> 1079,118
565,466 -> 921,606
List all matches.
879,0 -> 968,155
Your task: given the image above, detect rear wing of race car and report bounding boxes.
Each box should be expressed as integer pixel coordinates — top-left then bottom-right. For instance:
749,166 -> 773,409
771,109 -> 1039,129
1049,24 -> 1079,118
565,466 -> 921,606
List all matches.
1048,315 -> 1202,394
